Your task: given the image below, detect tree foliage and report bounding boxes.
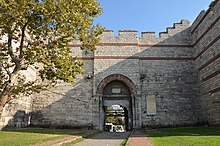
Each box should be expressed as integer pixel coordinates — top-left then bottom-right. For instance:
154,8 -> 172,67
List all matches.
106,116 -> 116,124
0,0 -> 104,114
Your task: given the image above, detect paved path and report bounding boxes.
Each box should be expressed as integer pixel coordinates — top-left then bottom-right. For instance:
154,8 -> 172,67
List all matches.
32,130 -> 96,146
33,136 -> 79,146
126,130 -> 154,146
73,132 -> 130,146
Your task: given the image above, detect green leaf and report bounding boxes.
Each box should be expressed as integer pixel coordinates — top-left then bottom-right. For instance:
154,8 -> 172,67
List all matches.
0,0 -> 104,105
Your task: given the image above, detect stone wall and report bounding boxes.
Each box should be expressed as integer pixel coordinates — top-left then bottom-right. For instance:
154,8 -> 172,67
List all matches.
1,0 -> 219,130
191,0 -> 220,126
0,95 -> 32,129
30,60 -> 96,129
141,60 -> 199,127
29,18 -> 199,129
0,66 -> 36,129
140,21 -> 198,127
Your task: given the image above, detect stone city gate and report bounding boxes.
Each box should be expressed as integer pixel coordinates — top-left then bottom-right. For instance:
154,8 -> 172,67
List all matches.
1,0 -> 220,130
96,74 -> 140,131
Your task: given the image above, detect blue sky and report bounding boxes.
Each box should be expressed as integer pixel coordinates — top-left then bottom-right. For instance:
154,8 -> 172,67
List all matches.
94,0 -> 212,35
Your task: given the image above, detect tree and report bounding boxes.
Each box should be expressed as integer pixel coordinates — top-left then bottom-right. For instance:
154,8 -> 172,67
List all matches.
106,116 -> 116,124
0,0 -> 104,116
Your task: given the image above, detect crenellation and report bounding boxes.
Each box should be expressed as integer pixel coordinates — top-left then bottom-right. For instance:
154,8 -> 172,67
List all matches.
164,19 -> 191,37
141,32 -> 156,39
166,27 -> 174,32
118,30 -> 138,32
180,19 -> 190,26
117,30 -> 138,43
190,10 -> 206,33
99,20 -> 191,44
104,30 -> 114,32
159,32 -> 169,38
102,30 -> 115,36
212,0 -> 220,20
100,30 -> 115,38
172,20 -> 190,31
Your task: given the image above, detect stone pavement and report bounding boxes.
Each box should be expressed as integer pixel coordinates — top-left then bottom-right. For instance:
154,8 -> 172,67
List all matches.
73,132 -> 130,146
126,130 -> 154,146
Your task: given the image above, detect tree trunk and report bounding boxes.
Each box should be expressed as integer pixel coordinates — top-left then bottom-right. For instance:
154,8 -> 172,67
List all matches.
0,94 -> 10,117
0,83 -> 12,118
0,67 -> 20,118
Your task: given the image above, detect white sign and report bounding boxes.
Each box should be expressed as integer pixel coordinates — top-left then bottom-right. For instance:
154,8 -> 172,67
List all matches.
112,88 -> 121,94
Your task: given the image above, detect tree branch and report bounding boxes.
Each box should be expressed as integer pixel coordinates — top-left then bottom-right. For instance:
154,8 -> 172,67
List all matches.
19,21 -> 29,59
7,32 -> 14,59
1,63 -> 11,77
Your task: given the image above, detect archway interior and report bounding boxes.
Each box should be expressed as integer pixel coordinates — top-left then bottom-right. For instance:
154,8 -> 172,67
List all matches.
104,105 -> 128,132
102,80 -> 132,132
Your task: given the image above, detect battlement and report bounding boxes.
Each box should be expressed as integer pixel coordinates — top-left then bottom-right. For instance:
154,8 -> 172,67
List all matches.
100,19 -> 191,44
141,32 -> 155,38
102,30 -> 138,37
191,0 -> 220,33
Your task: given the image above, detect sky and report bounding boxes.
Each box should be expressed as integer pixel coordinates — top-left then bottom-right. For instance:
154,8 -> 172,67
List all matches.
94,0 -> 212,36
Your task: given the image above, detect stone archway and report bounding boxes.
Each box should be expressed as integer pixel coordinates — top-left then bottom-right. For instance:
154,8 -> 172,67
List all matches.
96,74 -> 137,131
97,74 -> 136,95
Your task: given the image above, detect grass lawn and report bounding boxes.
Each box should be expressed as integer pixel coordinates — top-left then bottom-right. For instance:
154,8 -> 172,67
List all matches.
0,128 -> 95,146
146,127 -> 220,146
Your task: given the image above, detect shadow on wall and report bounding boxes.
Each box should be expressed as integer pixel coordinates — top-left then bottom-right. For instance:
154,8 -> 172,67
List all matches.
2,19 -> 207,130
2,77 -> 95,130
2,110 -> 30,130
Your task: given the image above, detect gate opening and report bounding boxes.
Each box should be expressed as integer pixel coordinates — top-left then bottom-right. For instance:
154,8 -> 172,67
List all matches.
104,105 -> 129,132
97,74 -> 136,131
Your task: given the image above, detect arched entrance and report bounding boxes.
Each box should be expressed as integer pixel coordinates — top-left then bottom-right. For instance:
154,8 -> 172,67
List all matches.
104,105 -> 129,132
97,74 -> 136,131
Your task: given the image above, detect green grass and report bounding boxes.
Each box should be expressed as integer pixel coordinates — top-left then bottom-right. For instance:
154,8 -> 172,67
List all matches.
120,139 -> 127,146
61,137 -> 85,146
0,128 -> 95,146
146,127 -> 220,146
120,131 -> 133,146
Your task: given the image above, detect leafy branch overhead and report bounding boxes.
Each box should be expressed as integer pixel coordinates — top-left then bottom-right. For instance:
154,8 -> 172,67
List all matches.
0,0 -> 104,107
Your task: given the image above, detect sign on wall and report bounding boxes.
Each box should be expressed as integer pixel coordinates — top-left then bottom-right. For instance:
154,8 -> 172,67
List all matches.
146,95 -> 157,115
112,88 -> 121,94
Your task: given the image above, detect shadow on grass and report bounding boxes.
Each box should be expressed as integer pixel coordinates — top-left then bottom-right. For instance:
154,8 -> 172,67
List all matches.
3,128 -> 97,137
3,127 -> 131,140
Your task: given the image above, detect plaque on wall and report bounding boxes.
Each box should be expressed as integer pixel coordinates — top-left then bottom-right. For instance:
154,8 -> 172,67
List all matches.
146,95 -> 157,115
112,88 -> 121,94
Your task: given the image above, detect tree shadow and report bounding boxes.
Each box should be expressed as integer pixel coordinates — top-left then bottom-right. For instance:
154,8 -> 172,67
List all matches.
2,129 -> 96,138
